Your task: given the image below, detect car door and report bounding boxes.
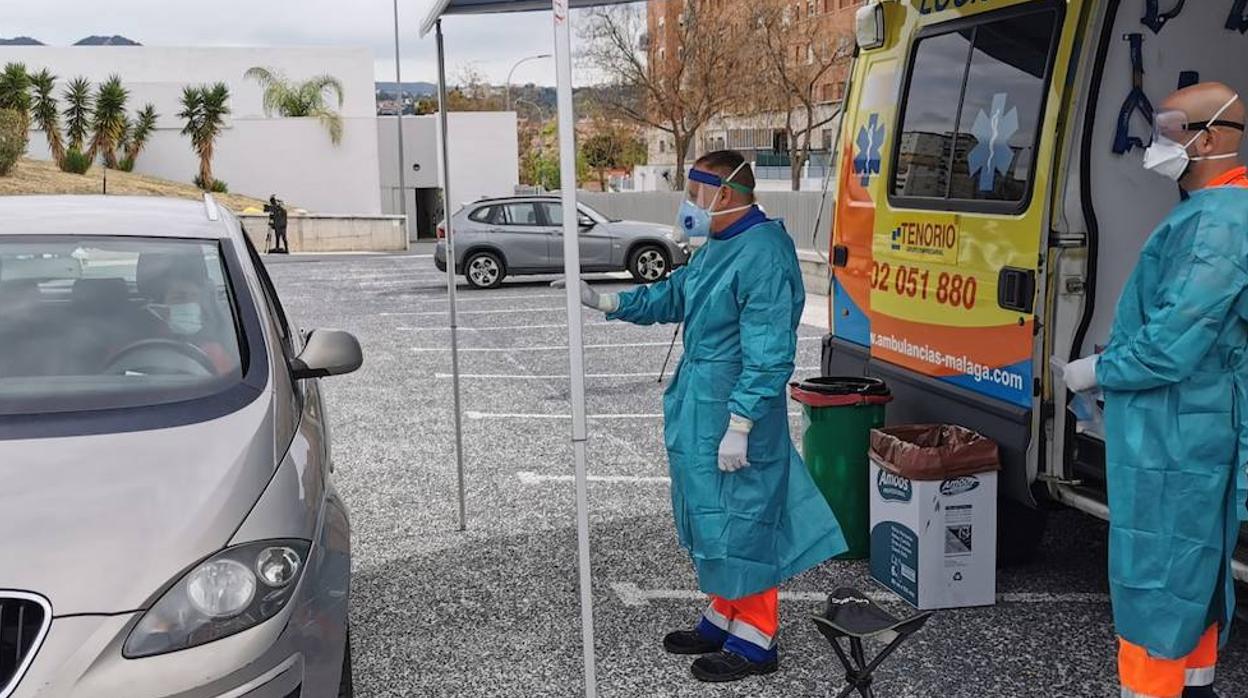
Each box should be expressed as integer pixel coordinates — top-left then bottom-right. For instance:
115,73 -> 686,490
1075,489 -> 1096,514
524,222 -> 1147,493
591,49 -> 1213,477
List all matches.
541,202 -> 615,271
482,202 -> 549,271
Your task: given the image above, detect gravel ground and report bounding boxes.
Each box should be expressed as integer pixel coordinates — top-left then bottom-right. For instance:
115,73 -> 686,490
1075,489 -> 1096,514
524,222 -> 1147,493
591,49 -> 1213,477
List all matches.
263,249 -> 1248,698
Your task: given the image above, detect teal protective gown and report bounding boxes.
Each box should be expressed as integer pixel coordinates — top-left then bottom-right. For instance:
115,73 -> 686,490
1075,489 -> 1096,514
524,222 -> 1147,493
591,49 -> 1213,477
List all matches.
608,215 -> 847,599
1097,185 -> 1248,659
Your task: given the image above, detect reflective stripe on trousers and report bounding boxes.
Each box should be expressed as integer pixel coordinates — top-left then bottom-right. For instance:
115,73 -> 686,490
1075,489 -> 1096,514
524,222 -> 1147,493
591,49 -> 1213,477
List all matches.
1119,625 -> 1218,698
700,588 -> 779,662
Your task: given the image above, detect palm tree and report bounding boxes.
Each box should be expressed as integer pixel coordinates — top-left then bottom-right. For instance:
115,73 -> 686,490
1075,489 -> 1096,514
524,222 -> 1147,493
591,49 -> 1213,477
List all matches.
62,77 -> 93,152
90,75 -> 129,167
120,104 -> 158,171
244,66 -> 344,145
180,83 -> 231,190
29,68 -> 64,166
0,63 -> 31,129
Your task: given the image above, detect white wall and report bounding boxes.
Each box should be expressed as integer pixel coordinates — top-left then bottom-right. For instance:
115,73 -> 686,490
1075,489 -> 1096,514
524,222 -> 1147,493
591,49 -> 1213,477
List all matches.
0,46 -> 382,214
377,111 -> 519,221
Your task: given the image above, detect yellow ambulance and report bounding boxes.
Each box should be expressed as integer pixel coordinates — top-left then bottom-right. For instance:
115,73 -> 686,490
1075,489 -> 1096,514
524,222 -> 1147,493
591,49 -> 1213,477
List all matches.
825,0 -> 1248,576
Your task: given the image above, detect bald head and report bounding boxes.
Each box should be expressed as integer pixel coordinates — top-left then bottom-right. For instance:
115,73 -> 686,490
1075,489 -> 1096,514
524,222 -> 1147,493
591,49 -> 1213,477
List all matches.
1158,81 -> 1244,188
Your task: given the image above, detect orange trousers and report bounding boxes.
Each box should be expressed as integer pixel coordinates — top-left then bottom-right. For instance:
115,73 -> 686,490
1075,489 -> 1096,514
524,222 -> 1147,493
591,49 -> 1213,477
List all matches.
700,588 -> 779,661
1119,625 -> 1217,698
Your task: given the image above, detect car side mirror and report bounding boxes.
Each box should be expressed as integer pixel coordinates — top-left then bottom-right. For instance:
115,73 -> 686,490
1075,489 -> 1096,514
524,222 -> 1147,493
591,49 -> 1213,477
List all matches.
578,218 -> 595,231
291,329 -> 363,379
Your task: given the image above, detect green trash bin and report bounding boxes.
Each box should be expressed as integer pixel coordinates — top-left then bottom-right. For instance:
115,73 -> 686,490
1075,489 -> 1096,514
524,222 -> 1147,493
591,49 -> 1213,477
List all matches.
790,376 -> 891,559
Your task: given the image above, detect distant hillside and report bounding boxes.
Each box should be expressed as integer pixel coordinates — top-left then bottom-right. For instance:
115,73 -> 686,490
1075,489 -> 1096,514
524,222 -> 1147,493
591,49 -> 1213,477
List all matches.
0,36 -> 43,46
375,81 -> 438,97
74,35 -> 141,46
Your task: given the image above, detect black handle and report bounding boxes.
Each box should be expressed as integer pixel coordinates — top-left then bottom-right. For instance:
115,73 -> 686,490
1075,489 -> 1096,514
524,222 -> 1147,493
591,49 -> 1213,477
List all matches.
997,267 -> 1036,313
832,245 -> 849,268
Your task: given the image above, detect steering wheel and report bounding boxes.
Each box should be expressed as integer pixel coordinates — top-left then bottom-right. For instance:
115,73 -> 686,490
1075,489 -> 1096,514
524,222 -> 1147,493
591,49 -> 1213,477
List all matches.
102,338 -> 217,377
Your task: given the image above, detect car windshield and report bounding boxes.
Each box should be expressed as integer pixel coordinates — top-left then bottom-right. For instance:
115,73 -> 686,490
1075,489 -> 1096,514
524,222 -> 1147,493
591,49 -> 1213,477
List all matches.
0,236 -> 246,416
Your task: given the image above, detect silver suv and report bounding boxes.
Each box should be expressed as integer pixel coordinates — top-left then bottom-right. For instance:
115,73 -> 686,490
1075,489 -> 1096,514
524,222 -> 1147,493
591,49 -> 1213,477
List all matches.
434,196 -> 690,289
0,195 -> 360,698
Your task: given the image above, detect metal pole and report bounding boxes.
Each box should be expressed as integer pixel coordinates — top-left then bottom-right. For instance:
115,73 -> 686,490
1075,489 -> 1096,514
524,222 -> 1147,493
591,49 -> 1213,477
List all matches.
392,0 -> 409,238
435,20 -> 468,532
552,0 -> 597,695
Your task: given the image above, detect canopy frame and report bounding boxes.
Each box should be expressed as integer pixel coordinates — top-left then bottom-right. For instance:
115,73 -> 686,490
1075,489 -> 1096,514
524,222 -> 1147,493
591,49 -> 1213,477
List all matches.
422,1 -> 632,694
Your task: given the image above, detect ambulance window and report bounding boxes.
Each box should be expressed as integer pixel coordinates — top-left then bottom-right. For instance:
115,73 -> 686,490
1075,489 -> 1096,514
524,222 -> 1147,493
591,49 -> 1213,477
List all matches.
892,30 -> 974,199
891,4 -> 1061,211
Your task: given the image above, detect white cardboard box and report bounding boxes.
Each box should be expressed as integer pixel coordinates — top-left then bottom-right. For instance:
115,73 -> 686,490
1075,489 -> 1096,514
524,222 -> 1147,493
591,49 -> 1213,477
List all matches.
868,459 -> 997,609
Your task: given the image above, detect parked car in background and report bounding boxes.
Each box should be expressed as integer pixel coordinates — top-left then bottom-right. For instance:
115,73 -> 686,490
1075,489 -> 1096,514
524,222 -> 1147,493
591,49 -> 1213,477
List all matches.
0,195 -> 361,698
434,196 -> 690,289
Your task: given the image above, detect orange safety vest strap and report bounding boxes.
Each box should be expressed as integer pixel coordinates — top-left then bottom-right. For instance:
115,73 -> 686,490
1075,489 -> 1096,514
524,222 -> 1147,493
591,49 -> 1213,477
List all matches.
1207,165 -> 1248,188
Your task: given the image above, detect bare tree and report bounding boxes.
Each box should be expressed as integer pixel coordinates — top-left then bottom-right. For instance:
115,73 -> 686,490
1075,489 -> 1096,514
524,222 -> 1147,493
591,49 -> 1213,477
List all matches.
447,63 -> 503,112
748,0 -> 854,190
580,3 -> 742,190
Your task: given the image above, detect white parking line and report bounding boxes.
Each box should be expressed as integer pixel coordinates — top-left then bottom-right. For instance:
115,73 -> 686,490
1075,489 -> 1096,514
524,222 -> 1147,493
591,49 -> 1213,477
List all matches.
378,307 -> 565,317
517,472 -> 670,485
465,411 -> 664,420
434,367 -> 821,380
394,293 -> 569,303
411,337 -> 819,352
411,341 -> 681,353
399,322 -> 618,332
465,410 -> 802,420
609,583 -> 1110,608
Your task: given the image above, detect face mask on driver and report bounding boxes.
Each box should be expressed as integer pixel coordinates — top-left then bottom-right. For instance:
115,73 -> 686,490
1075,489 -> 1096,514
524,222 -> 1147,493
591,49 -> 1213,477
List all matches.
1143,94 -> 1244,182
676,161 -> 752,238
167,303 -> 203,336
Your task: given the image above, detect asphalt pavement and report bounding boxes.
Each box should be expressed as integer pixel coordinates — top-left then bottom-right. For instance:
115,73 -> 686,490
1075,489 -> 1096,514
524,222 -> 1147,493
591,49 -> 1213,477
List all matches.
262,249 -> 1248,698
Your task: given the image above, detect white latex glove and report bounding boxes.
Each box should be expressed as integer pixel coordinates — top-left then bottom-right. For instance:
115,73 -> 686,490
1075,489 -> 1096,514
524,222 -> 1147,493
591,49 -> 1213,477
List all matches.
718,414 -> 753,473
1063,355 -> 1099,393
552,278 -> 618,313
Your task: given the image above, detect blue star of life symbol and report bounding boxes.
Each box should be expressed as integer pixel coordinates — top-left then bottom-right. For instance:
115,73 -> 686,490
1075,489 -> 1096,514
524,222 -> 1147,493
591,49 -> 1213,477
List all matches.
967,93 -> 1018,193
853,113 -> 884,186
890,227 -> 901,250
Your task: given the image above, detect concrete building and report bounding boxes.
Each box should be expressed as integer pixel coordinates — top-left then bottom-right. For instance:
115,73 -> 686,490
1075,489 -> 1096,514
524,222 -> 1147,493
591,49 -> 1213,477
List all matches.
0,45 -> 384,215
377,111 -> 519,239
639,0 -> 863,190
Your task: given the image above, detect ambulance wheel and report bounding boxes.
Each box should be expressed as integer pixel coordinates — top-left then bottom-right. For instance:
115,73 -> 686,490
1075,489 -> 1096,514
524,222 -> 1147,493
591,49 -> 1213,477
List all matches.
997,498 -> 1048,566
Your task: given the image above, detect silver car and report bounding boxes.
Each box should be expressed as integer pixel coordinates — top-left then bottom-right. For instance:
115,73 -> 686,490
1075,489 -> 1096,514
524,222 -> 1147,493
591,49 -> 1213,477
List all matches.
434,196 -> 690,289
0,196 -> 361,698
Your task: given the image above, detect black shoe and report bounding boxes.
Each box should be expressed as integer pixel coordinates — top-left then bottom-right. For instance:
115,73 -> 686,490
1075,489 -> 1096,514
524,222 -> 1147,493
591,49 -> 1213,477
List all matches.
663,630 -> 723,655
1182,687 -> 1218,698
690,650 -> 778,683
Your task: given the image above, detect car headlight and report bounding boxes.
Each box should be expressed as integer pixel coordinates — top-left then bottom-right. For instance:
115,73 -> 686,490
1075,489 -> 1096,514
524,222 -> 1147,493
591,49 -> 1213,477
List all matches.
124,539 -> 311,658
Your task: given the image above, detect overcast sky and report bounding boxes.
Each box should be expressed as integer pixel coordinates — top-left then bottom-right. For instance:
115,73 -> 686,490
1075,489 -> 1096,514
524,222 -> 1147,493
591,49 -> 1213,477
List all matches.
0,0 -> 597,86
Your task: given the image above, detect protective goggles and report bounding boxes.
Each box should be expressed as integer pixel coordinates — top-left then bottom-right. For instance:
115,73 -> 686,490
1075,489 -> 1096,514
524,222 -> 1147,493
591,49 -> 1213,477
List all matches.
685,167 -> 753,202
1153,95 -> 1245,143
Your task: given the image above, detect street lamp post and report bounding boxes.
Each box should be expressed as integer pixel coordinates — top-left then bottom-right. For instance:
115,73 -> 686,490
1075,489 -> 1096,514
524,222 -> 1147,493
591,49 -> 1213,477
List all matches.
505,53 -> 551,112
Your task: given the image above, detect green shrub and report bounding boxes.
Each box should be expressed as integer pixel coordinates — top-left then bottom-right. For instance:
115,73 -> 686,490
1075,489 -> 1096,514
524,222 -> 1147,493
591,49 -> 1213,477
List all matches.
61,147 -> 92,174
193,174 -> 228,193
0,108 -> 27,176
117,155 -> 135,172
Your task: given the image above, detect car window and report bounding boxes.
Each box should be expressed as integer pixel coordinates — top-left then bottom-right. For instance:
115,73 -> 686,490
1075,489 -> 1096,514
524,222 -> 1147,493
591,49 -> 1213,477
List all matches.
541,203 -> 596,228
468,206 -> 495,223
497,203 -> 539,226
0,236 -> 246,416
891,5 -> 1060,208
241,228 -> 296,358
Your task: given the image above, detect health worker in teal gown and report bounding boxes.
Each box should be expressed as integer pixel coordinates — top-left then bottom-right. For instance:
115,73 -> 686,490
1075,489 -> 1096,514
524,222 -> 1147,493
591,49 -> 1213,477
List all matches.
566,150 -> 845,684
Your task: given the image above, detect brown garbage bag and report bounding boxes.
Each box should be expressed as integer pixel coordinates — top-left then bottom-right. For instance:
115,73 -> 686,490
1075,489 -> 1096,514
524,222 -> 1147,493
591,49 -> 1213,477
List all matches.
869,424 -> 1000,481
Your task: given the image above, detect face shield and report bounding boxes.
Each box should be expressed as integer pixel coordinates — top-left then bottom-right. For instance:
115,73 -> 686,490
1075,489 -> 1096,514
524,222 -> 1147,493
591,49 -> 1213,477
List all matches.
1152,94 -> 1244,147
676,162 -> 755,238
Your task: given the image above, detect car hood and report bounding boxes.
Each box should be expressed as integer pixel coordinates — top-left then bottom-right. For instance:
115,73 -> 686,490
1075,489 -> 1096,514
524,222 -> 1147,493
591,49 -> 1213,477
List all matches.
0,394 -> 276,615
606,220 -> 682,241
